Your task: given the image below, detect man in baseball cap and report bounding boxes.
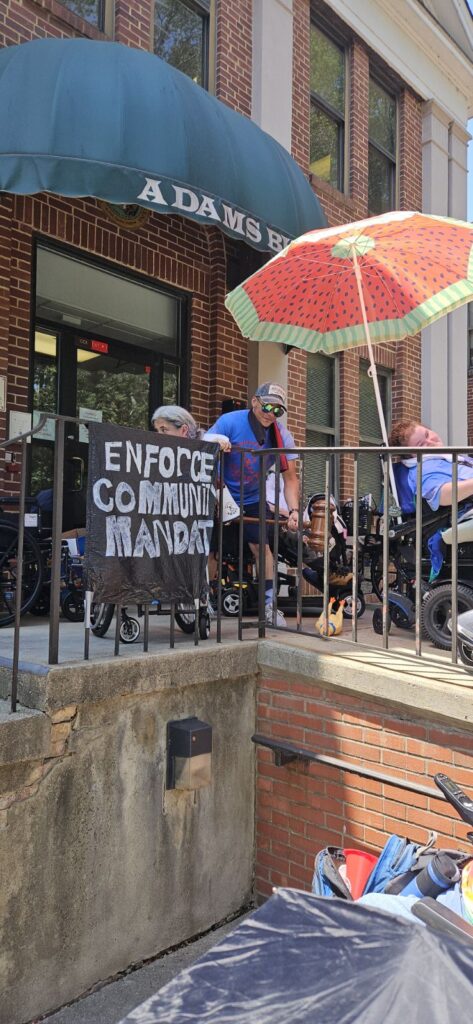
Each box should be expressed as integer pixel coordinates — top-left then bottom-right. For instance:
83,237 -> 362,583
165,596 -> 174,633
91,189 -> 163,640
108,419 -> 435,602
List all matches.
208,381 -> 299,627
254,381 -> 287,410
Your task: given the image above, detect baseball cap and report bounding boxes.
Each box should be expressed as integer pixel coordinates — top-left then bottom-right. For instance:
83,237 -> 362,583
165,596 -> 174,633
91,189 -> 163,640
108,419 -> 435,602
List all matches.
255,382 -> 287,410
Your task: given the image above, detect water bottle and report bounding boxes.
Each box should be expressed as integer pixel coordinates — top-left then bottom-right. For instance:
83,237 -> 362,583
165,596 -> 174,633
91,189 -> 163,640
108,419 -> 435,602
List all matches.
399,852 -> 461,899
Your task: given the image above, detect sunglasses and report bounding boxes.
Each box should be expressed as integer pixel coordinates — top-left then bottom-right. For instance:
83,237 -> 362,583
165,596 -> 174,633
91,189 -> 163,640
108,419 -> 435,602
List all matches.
258,398 -> 285,418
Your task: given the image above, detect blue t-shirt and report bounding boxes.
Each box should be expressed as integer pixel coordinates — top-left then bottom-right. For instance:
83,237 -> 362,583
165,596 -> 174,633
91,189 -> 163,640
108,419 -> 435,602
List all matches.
405,457 -> 473,511
209,410 -> 297,504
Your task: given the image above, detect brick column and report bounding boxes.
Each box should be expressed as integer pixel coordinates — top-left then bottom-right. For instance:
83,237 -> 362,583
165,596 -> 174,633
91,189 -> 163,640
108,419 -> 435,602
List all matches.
216,0 -> 252,116
349,39 -> 369,212
114,0 -> 152,50
392,87 -> 423,424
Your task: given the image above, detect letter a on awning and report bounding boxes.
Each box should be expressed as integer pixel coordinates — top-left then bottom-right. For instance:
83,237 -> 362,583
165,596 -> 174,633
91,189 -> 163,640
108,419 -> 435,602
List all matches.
0,38 -> 326,252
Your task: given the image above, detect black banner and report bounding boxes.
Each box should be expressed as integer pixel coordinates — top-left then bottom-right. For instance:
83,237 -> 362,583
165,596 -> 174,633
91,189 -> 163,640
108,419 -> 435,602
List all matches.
85,422 -> 219,604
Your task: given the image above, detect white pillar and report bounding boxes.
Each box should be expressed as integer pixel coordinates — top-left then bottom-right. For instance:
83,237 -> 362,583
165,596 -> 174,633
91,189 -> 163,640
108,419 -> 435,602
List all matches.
447,121 -> 469,444
249,0 -> 294,404
421,101 -> 469,444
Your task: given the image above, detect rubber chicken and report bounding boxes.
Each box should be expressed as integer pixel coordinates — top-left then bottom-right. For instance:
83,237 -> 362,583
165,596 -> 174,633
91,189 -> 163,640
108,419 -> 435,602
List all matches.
315,597 -> 345,637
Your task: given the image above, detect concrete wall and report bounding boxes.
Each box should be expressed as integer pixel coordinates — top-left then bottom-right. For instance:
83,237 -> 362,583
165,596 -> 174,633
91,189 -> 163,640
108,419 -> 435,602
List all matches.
0,645 -> 257,1024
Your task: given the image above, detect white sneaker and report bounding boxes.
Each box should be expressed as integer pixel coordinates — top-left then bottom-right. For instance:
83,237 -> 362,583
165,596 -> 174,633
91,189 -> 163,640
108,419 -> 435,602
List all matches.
265,603 -> 287,628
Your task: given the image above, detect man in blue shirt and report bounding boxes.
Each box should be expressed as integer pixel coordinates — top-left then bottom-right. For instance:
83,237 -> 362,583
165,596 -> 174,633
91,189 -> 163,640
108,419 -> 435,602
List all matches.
389,420 -> 473,512
209,382 -> 299,627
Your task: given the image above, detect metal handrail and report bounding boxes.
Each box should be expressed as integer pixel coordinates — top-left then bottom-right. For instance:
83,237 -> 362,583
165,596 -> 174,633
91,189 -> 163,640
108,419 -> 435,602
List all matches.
251,733 -> 443,800
2,426 -> 472,712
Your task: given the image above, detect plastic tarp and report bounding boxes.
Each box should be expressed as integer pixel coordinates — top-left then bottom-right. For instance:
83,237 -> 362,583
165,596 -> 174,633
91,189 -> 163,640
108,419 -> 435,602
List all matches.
118,887 -> 473,1024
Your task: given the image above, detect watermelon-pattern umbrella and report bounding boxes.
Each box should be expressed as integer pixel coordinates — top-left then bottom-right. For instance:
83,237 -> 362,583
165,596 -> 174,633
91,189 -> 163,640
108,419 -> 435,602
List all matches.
225,210 -> 473,455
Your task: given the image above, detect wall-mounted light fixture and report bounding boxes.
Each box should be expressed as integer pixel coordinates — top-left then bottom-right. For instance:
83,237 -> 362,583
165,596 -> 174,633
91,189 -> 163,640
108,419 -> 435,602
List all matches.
166,717 -> 212,790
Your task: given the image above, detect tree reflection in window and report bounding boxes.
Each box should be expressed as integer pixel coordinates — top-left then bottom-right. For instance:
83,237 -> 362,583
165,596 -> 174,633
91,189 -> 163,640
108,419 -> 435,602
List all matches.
154,0 -> 209,87
58,0 -> 104,28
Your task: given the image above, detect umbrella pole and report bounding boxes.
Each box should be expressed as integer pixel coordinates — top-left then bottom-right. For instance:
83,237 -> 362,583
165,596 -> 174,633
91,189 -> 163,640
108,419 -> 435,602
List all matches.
351,249 -> 401,512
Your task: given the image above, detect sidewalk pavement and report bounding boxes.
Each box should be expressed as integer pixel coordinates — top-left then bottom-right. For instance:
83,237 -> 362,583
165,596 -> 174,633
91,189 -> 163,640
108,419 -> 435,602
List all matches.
40,913 -> 250,1024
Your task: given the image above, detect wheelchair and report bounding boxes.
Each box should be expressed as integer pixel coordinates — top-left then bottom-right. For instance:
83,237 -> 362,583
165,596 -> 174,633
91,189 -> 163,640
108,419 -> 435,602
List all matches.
358,489 -> 473,650
213,497 -> 366,621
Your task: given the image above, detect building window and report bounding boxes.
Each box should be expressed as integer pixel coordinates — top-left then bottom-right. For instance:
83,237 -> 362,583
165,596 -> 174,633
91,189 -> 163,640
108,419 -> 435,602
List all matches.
57,0 -> 106,29
154,0 -> 210,88
368,78 -> 397,215
309,24 -> 345,191
305,353 -> 339,497
359,361 -> 391,503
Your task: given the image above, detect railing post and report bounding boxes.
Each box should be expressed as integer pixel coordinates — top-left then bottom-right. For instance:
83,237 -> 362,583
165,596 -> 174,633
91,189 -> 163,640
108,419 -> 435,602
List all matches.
238,451 -> 244,642
415,454 -> 423,657
11,437 -> 28,712
323,457 -> 330,635
258,453 -> 267,637
216,451 -> 224,644
382,455 -> 390,650
272,457 -> 280,629
296,455 -> 305,632
351,454 -> 359,644
48,417 -> 65,665
451,455 -> 458,665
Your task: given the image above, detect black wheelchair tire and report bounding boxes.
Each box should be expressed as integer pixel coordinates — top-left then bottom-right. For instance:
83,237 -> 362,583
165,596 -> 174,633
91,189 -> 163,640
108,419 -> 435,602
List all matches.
174,610 -> 196,634
119,616 -> 141,644
372,607 -> 391,635
90,602 -> 115,637
61,591 -> 85,623
421,583 -> 473,650
0,522 -> 43,626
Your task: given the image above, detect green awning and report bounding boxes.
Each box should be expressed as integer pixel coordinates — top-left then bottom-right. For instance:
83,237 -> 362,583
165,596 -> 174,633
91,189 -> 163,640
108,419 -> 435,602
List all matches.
0,38 -> 326,252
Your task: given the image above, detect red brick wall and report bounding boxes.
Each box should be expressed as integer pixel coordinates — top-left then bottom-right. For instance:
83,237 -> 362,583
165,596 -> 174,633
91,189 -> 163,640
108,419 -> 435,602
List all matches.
256,674 -> 473,898
115,0 -> 151,50
0,0 -> 110,43
215,0 -> 252,116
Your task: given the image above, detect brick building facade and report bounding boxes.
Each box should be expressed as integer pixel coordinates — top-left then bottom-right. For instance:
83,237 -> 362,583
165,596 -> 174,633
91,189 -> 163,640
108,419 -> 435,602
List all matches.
0,0 -> 470,506
255,667 -> 473,900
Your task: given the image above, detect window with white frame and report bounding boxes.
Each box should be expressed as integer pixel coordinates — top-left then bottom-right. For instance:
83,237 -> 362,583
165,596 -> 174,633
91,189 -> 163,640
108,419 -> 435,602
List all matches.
154,0 -> 210,88
309,24 -> 346,192
305,353 -> 339,498
359,361 -> 391,503
368,78 -> 397,215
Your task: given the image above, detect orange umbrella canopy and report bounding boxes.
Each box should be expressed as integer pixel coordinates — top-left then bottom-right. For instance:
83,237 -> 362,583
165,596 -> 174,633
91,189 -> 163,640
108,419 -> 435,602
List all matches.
225,211 -> 473,353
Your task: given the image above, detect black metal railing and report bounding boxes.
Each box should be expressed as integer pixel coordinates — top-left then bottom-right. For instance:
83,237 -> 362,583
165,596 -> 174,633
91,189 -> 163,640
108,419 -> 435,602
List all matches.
1,417 -> 472,712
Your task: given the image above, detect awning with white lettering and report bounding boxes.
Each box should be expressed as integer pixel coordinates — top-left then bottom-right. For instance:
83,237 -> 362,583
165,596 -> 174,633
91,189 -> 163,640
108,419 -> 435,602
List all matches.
0,38 -> 326,253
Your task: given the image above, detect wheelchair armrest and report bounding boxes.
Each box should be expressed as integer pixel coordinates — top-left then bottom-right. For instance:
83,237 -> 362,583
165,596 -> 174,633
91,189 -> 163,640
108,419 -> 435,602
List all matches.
411,897 -> 473,945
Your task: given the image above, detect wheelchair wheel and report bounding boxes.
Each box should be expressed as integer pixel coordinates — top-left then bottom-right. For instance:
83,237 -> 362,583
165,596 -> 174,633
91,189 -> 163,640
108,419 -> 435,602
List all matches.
0,522 -> 43,626
174,610 -> 196,634
372,607 -> 391,635
458,639 -> 473,673
222,586 -> 247,617
199,611 -> 211,640
61,590 -> 85,623
370,553 -> 399,601
119,615 -> 140,644
90,602 -> 115,637
421,583 -> 473,650
341,589 -> 366,620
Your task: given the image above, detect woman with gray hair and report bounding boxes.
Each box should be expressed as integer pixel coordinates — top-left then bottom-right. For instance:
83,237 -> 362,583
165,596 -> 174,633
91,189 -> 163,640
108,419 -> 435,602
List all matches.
151,405 -> 231,450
